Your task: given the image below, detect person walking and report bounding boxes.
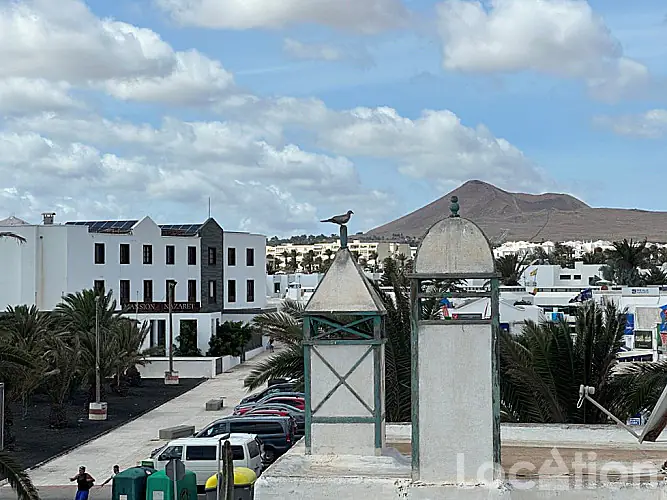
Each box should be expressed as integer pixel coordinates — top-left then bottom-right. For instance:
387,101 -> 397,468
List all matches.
70,466 -> 95,500
100,465 -> 120,488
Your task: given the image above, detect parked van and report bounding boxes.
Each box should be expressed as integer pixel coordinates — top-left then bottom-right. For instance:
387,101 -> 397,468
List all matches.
145,434 -> 263,486
196,415 -> 295,463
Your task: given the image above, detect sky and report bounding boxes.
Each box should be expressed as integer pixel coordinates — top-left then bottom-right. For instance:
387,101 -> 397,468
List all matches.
0,0 -> 665,237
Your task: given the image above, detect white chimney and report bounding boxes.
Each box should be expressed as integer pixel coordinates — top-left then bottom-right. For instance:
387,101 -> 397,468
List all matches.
42,212 -> 56,225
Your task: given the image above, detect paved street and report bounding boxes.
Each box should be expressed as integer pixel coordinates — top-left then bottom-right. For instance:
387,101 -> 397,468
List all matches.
2,350 -> 272,492
0,486 -> 208,500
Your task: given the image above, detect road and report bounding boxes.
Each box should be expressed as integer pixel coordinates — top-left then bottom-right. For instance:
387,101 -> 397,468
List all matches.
0,487 -> 208,500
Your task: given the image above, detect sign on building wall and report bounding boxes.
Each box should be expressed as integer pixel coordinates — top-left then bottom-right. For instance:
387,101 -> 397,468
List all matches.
122,302 -> 201,313
622,287 -> 660,297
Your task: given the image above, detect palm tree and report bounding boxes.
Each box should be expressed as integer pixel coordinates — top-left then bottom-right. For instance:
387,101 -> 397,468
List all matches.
109,318 -> 153,395
0,232 -> 26,243
0,305 -> 54,418
324,249 -> 334,262
526,247 -> 551,265
606,239 -> 647,286
500,300 -> 626,423
368,251 -> 379,272
495,253 -> 529,286
643,266 -> 667,286
42,333 -> 80,428
0,450 -> 39,500
581,250 -> 607,265
244,300 -> 305,390
54,288 -> 122,402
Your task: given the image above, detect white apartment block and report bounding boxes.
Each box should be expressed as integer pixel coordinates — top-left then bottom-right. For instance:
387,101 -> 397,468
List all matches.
0,214 -> 267,354
266,239 -> 412,270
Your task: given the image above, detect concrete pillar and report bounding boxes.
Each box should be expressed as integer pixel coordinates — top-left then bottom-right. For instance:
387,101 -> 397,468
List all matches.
410,206 -> 500,483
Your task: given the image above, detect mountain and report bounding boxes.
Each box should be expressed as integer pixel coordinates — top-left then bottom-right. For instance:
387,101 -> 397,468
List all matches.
366,180 -> 667,243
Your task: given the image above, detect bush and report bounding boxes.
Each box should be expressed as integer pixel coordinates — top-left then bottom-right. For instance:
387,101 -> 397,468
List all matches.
207,321 -> 254,358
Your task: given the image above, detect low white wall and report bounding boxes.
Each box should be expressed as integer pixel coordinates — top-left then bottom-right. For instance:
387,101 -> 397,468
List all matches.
138,357 -> 220,379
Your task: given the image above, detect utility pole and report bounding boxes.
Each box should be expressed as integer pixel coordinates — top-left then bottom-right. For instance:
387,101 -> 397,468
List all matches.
165,281 -> 179,385
95,295 -> 100,404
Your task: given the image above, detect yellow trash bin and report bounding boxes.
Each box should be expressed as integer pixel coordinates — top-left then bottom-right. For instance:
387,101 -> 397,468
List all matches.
205,468 -> 257,500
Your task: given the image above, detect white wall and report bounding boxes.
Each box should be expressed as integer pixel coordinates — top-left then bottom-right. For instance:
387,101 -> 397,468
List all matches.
224,232 -> 266,310
88,217 -> 201,304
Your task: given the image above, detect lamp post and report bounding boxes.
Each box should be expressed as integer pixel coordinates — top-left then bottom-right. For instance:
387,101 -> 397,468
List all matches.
165,281 -> 179,385
89,294 -> 107,420
95,295 -> 100,403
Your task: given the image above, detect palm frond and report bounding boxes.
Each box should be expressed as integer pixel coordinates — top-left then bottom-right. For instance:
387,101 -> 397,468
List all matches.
243,346 -> 304,390
0,451 -> 39,500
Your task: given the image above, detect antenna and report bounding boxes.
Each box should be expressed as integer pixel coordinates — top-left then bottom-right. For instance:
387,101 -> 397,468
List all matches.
208,197 -> 211,219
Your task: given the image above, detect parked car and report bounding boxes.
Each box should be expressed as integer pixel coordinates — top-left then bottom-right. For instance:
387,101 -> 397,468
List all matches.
196,415 -> 296,463
234,393 -> 305,414
238,383 -> 295,406
267,378 -> 293,387
145,434 -> 263,487
244,403 -> 305,436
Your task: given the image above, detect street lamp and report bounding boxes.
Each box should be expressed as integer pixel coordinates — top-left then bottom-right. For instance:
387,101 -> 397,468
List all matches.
89,294 -> 107,420
165,280 -> 179,385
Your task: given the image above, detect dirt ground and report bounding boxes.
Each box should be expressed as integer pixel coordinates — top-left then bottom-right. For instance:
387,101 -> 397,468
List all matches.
7,378 -> 204,469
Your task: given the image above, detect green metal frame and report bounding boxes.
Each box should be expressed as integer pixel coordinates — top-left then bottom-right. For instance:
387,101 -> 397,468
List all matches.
304,314 -> 386,454
410,272 -> 501,480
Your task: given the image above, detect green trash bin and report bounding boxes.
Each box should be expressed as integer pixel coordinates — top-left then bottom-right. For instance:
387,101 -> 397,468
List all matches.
111,466 -> 156,500
146,469 -> 197,500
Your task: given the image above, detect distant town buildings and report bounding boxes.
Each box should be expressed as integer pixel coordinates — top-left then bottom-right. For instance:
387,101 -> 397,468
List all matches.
0,214 -> 268,353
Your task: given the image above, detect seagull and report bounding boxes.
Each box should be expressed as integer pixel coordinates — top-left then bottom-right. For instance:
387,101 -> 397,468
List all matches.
320,210 -> 354,225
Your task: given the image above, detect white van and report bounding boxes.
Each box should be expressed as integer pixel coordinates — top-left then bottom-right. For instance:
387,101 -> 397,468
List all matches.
146,434 -> 263,485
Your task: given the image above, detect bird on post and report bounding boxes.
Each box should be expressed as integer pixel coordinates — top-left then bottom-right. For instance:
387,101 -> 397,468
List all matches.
320,210 -> 354,225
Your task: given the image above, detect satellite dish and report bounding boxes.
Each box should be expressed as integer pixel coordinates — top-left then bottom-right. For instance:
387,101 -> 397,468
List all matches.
639,383 -> 667,442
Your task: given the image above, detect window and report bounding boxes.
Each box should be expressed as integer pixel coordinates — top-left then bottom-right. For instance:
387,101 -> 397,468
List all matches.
157,320 -> 166,349
208,247 -> 217,266
185,446 -> 216,461
246,280 -> 255,303
120,280 -> 130,303
94,280 -> 105,293
188,246 -> 197,265
228,280 -> 236,303
143,245 -> 153,265
231,446 -> 245,461
274,283 -> 281,294
94,243 -> 105,264
143,280 -> 153,302
119,244 -> 130,264
574,275 -> 582,280
158,446 -> 182,461
188,279 -> 197,302
246,248 -> 254,266
559,275 -> 571,280
230,421 -> 284,434
166,280 -> 176,302
166,245 -> 175,265
248,440 -> 261,459
228,247 -> 236,266
208,280 -> 217,304
200,422 -> 228,437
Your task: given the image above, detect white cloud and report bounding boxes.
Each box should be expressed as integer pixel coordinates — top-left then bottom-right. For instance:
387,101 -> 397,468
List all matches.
593,109 -> 667,138
436,0 -> 649,99
283,39 -> 346,62
0,79 -> 80,114
104,50 -> 236,105
0,0 -> 175,82
155,0 -> 408,34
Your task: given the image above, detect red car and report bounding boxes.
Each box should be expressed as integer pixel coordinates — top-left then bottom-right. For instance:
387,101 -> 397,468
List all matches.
235,396 -> 305,415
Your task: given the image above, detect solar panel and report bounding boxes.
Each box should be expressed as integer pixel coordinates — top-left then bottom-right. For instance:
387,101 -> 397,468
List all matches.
159,223 -> 203,236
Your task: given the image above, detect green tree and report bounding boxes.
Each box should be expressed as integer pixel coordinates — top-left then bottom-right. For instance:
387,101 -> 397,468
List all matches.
526,247 -> 551,265
207,321 -> 254,358
174,320 -> 202,357
606,239 -> 647,286
643,266 -> 667,286
301,250 -> 315,273
495,253 -> 529,286
0,450 -> 39,500
500,301 -> 626,423
581,249 -> 607,265
54,288 -> 122,403
110,318 -> 154,394
42,333 -> 80,429
244,300 -> 305,390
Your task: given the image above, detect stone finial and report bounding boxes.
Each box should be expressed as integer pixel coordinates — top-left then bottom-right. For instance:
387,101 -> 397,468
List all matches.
449,196 -> 460,218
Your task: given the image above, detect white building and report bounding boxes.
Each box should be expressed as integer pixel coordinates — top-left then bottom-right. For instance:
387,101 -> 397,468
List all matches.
0,214 -> 268,354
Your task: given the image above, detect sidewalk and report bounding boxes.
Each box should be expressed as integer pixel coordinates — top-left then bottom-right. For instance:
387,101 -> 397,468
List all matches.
19,350 -> 272,487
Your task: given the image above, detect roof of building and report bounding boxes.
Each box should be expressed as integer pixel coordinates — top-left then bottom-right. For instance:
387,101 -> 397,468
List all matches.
0,216 -> 28,226
305,247 -> 386,314
66,220 -> 139,234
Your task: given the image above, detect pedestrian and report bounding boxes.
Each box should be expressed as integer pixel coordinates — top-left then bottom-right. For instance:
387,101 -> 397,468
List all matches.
269,337 -> 275,352
100,465 -> 120,488
70,466 -> 95,500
